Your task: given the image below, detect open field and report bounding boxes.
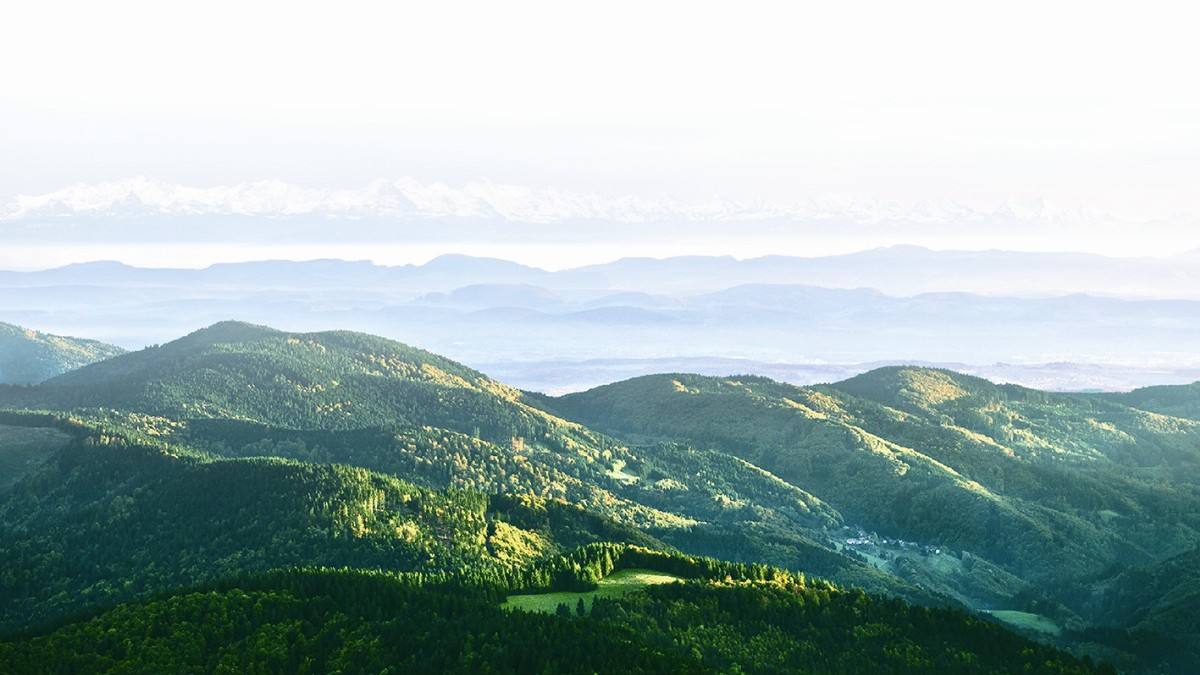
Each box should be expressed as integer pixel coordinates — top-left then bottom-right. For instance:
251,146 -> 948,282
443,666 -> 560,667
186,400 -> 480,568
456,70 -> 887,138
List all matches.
501,568 -> 683,614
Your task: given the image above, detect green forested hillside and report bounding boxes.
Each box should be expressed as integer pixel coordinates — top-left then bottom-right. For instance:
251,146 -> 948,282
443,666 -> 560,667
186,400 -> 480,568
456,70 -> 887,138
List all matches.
1066,545 -> 1200,672
0,323 -> 1188,672
0,323 -> 932,603
0,322 -> 124,385
21,321 -> 560,436
1092,545 -> 1200,636
0,413 -> 659,633
540,368 -> 1200,651
0,422 -> 70,491
1110,381 -> 1200,420
0,547 -> 1105,675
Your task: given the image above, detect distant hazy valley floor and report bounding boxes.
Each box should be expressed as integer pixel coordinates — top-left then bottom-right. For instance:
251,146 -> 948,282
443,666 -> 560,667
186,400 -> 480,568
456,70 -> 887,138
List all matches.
1,320 -> 1198,672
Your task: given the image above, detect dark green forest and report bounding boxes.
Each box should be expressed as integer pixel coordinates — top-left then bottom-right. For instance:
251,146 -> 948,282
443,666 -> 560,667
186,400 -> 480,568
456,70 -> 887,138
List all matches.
1,548 -> 1105,674
2,322 -> 1197,672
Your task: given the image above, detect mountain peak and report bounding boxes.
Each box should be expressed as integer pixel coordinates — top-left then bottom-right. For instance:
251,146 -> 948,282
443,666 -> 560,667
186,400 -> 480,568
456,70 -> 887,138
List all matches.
178,320 -> 282,346
832,365 -> 1001,408
26,321 -> 521,430
422,254 -> 541,271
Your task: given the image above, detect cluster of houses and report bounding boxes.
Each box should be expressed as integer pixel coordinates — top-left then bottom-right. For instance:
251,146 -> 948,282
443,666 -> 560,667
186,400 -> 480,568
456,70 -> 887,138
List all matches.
839,527 -> 943,556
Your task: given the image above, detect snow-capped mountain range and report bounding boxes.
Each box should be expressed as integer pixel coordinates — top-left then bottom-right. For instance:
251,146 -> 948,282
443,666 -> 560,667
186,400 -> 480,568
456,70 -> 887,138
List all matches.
0,176 -> 1153,230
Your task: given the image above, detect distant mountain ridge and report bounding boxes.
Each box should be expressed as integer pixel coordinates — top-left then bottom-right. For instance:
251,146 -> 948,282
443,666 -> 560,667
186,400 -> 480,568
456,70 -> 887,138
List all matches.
3,247 -> 1199,297
4,253 -> 1200,393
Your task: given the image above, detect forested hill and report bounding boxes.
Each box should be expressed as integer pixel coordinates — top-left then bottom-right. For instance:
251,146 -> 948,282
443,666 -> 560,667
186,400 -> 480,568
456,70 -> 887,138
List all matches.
0,323 -> 1190,671
0,321 -> 616,492
0,547 -> 1106,675
539,366 -> 1200,670
1107,380 -> 1200,420
0,321 -> 124,385
0,411 -> 1104,674
17,320 -> 540,433
0,413 -> 659,633
0,322 -> 942,604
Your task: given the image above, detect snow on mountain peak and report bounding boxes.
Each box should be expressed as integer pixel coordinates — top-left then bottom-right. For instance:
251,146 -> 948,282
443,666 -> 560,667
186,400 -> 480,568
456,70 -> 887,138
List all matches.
0,177 -> 1167,233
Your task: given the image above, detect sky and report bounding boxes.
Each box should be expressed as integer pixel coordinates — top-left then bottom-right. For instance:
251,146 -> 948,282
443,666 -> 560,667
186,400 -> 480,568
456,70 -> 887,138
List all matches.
2,0 -> 1199,269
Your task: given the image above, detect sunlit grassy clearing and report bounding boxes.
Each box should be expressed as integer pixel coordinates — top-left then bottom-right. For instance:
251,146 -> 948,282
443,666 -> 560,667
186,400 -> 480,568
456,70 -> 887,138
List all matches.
501,568 -> 683,614
986,609 -> 1062,636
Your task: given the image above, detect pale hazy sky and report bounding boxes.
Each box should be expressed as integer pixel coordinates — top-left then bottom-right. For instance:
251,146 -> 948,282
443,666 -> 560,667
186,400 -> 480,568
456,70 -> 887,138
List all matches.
3,0 -> 1199,268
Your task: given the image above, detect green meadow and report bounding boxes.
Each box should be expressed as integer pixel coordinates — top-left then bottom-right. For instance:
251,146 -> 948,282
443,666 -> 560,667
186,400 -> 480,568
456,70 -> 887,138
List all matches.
501,568 -> 683,614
